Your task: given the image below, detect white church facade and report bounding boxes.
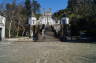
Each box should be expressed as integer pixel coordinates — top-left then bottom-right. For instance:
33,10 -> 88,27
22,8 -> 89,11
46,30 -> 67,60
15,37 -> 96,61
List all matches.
29,11 -> 56,26
0,15 -> 6,40
39,11 -> 56,25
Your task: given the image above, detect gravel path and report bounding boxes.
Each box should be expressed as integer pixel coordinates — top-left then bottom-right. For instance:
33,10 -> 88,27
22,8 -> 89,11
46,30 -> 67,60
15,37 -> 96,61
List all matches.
0,41 -> 96,63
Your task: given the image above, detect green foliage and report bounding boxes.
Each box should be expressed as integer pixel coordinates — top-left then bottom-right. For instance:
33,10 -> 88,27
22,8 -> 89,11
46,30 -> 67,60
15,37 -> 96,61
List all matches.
25,0 -> 41,19
53,9 -> 69,20
68,0 -> 96,17
25,0 -> 31,17
31,0 -> 41,14
35,14 -> 41,20
53,0 -> 96,37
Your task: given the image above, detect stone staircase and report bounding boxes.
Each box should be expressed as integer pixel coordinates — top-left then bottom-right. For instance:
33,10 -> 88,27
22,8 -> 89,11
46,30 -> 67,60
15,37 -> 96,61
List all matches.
38,31 -> 60,42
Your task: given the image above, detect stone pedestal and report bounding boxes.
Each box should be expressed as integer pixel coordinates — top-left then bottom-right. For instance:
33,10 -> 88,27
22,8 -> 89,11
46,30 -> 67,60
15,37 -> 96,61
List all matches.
28,16 -> 37,39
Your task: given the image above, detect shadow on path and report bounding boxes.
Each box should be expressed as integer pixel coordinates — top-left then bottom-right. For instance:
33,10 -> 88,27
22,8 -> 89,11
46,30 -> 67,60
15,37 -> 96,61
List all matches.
61,39 -> 96,44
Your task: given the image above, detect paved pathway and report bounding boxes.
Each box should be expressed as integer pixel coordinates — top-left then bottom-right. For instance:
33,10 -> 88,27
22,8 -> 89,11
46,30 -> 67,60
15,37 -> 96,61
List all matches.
0,41 -> 96,63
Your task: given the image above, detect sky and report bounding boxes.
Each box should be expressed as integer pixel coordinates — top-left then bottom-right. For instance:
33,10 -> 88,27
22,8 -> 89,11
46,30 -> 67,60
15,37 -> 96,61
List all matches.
0,0 -> 68,13
37,0 -> 68,12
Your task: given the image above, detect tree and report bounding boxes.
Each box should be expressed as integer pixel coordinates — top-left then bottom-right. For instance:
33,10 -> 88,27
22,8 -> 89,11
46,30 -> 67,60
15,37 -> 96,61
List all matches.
25,0 -> 31,17
68,0 -> 96,17
31,0 -> 40,14
68,0 -> 96,38
5,0 -> 28,38
6,0 -> 16,38
53,0 -> 96,38
25,0 -> 41,17
0,0 -> 41,38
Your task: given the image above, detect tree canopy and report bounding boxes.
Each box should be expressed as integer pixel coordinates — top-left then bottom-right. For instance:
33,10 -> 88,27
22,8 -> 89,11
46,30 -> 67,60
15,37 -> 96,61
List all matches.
0,0 -> 41,38
53,0 -> 96,37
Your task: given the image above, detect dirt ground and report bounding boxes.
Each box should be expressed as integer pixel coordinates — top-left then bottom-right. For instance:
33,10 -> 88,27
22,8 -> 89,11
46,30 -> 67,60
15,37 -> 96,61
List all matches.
0,41 -> 96,63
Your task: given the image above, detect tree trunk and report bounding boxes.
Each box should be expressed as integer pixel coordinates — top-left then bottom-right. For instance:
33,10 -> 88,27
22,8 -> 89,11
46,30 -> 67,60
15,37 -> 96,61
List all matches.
16,25 -> 19,37
8,20 -> 12,38
22,28 -> 25,37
